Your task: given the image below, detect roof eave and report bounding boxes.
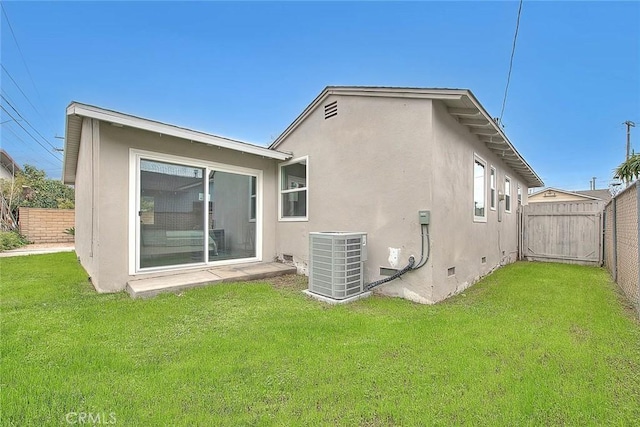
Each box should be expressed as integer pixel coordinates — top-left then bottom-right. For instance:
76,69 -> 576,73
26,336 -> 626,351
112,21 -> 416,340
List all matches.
270,86 -> 544,188
63,103 -> 291,184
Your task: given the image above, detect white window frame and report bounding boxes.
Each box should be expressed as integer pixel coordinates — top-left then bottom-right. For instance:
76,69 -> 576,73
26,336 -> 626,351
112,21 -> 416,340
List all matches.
249,176 -> 256,223
129,148 -> 263,275
490,166 -> 497,211
473,154 -> 487,223
505,175 -> 512,213
278,156 -> 308,222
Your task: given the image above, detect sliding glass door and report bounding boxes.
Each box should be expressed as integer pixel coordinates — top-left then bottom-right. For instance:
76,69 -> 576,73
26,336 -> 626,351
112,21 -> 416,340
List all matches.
136,153 -> 258,271
139,160 -> 205,268
208,171 -> 256,261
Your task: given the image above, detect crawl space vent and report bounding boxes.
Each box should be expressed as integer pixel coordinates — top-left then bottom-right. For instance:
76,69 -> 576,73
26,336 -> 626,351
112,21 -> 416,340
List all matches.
324,101 -> 338,119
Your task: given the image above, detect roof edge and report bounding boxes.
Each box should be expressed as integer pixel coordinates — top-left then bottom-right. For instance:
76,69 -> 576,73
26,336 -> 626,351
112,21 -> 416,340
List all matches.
269,86 -> 466,150
63,102 -> 291,184
529,187 -> 602,201
269,86 -> 544,188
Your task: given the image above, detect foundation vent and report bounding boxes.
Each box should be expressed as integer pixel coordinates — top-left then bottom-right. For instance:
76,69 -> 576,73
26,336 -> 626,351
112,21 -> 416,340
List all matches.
324,101 -> 338,119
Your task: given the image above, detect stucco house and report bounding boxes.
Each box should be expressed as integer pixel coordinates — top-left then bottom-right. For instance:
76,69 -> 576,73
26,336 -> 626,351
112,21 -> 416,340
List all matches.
528,187 -> 611,204
63,86 -> 543,303
0,149 -> 21,181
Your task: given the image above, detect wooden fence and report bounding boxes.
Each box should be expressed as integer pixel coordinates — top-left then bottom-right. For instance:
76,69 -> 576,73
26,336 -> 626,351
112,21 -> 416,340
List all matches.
518,201 -> 605,265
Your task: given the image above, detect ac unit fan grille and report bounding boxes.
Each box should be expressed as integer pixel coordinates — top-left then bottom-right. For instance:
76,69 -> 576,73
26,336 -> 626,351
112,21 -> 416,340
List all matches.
309,232 -> 367,300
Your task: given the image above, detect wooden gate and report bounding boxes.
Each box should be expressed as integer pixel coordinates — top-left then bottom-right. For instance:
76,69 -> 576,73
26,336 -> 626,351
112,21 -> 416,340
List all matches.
518,201 -> 604,265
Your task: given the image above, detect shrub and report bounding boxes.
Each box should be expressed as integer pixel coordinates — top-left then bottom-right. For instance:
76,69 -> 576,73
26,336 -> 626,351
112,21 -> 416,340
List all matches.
0,231 -> 28,251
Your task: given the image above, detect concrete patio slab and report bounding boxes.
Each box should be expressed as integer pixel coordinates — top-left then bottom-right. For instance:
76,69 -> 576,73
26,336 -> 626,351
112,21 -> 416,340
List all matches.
126,262 -> 297,298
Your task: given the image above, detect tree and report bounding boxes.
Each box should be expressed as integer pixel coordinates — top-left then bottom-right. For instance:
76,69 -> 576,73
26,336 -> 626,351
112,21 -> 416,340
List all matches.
614,154 -> 640,184
0,165 -> 74,212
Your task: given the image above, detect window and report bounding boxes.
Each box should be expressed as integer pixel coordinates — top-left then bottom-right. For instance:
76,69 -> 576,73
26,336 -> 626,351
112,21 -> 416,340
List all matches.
505,176 -> 512,213
279,157 -> 308,220
490,167 -> 497,210
131,150 -> 261,274
473,156 -> 486,222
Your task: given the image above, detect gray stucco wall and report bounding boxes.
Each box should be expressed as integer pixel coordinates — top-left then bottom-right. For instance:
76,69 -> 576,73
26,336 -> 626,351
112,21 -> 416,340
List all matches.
81,122 -> 279,292
275,94 -> 437,303
428,100 -> 527,301
275,95 -> 529,303
75,118 -> 99,284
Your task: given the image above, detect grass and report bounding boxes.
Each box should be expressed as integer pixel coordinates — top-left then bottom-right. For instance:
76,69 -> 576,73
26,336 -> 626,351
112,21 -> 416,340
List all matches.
1,253 -> 639,426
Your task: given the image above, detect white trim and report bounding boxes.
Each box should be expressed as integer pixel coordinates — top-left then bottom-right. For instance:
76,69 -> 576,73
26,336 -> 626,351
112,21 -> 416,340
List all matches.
505,175 -> 512,213
249,176 -> 257,223
128,148 -> 263,275
473,154 -> 487,223
517,183 -> 522,206
68,102 -> 291,161
267,86 -> 543,188
490,166 -> 497,211
278,155 -> 309,222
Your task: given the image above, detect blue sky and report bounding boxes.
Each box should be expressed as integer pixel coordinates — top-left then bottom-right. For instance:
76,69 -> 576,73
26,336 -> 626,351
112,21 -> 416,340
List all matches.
1,1 -> 638,191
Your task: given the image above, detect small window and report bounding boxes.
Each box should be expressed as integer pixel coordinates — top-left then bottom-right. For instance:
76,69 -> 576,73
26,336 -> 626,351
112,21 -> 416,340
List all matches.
490,167 -> 497,210
473,156 -> 486,222
249,176 -> 257,222
279,157 -> 308,221
505,176 -> 512,213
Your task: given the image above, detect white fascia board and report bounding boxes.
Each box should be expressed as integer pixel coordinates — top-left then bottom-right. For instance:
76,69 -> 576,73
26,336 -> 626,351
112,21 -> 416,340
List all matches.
66,103 -> 291,161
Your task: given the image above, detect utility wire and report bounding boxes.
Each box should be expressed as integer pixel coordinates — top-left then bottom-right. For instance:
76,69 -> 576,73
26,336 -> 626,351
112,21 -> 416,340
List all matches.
1,65 -> 56,138
0,3 -> 57,135
0,105 -> 62,162
498,0 -> 523,126
1,94 -> 59,151
4,125 -> 60,168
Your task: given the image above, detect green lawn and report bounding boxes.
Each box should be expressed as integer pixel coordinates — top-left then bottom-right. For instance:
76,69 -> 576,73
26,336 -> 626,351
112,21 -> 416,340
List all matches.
1,253 -> 639,426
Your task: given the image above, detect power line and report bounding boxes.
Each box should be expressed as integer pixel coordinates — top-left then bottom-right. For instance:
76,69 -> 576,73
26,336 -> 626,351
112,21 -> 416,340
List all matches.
1,94 -> 59,151
1,65 -> 56,137
0,105 -> 62,162
0,3 -> 57,135
3,125 -> 60,168
498,0 -> 524,126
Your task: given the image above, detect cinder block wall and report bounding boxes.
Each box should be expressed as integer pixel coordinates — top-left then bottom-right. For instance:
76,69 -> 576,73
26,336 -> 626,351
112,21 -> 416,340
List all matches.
19,208 -> 75,244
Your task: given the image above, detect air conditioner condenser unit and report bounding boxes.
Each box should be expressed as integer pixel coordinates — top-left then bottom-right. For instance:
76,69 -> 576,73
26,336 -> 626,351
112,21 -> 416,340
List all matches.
308,232 -> 368,300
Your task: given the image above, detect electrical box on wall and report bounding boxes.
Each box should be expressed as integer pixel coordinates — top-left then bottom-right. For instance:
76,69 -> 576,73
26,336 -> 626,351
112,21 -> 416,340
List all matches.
419,210 -> 430,225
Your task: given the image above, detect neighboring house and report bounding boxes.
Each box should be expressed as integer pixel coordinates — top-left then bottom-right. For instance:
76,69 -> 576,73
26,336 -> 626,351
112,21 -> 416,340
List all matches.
0,149 -> 21,230
0,149 -> 21,181
528,187 -> 611,204
63,86 -> 543,303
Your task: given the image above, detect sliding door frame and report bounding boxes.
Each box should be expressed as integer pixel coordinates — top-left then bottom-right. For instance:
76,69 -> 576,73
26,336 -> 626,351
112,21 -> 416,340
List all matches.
128,149 -> 263,275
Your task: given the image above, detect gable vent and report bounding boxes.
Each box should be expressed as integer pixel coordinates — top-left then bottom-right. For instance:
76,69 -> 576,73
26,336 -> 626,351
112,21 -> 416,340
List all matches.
324,101 -> 338,119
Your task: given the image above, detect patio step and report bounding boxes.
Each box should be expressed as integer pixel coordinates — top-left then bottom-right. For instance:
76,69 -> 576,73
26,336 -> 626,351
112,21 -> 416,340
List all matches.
126,262 -> 297,298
